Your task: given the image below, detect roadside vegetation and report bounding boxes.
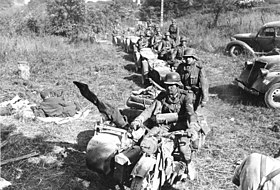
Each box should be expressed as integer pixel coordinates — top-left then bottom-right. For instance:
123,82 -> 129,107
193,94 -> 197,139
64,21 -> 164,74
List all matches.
0,0 -> 280,189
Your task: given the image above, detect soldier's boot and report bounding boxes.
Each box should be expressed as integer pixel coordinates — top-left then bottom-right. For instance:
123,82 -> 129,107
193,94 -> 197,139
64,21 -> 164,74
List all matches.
73,81 -> 128,128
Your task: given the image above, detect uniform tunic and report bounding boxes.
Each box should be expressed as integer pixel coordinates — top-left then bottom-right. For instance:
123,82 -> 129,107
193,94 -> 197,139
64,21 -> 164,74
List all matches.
168,24 -> 179,42
135,90 -> 197,130
176,62 -> 209,107
232,153 -> 280,190
39,97 -> 76,117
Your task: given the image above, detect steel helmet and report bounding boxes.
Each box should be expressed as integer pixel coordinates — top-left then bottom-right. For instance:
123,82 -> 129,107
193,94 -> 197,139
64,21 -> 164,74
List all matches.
183,48 -> 199,60
165,32 -> 170,36
164,72 -> 181,85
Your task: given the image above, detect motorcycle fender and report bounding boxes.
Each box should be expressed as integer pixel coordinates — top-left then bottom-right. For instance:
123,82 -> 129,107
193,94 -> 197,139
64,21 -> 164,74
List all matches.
131,156 -> 156,178
226,40 -> 255,56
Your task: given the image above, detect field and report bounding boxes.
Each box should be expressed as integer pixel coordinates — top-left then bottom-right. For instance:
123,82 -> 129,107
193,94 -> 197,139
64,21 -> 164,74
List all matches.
1,4 -> 280,190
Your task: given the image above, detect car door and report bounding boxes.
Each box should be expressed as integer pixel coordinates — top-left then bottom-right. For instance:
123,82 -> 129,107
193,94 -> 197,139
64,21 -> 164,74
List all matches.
274,27 -> 280,48
255,27 -> 275,52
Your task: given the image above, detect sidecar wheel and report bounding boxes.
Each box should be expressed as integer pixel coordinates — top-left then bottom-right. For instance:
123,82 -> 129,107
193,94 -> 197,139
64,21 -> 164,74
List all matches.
130,177 -> 145,190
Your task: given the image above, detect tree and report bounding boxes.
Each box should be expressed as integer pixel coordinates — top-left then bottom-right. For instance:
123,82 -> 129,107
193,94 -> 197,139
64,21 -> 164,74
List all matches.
47,0 -> 86,36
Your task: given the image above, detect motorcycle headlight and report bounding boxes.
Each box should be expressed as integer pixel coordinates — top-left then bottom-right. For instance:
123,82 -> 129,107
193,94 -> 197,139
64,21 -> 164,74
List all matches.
140,136 -> 158,155
260,68 -> 269,76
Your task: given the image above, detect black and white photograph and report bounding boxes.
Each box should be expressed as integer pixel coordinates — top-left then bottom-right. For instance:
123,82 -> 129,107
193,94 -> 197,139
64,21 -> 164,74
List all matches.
0,0 -> 279,189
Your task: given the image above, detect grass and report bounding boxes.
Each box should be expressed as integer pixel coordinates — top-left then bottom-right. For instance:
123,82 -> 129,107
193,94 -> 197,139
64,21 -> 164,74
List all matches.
1,7 -> 280,190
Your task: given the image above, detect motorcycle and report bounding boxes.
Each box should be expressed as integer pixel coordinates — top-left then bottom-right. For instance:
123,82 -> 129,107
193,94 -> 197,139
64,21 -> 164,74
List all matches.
130,113 -> 208,190
133,47 -> 171,85
130,129 -> 190,190
86,120 -> 143,189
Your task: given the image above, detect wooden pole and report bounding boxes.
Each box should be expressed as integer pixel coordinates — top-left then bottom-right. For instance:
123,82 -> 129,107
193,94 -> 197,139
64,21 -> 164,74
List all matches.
160,0 -> 164,27
1,152 -> 39,166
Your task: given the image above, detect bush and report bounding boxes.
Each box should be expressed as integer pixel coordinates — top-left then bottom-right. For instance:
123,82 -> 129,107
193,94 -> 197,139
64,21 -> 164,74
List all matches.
46,0 -> 86,36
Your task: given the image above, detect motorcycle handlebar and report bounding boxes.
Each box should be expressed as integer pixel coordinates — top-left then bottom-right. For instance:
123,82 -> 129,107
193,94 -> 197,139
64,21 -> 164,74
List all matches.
154,130 -> 190,139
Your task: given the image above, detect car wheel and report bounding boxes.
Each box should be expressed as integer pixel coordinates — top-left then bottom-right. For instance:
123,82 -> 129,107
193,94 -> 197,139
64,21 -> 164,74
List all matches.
264,83 -> 280,109
229,45 -> 243,57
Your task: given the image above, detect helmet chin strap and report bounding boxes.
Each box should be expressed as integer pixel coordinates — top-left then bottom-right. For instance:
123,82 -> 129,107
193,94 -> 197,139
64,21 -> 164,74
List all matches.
167,88 -> 179,100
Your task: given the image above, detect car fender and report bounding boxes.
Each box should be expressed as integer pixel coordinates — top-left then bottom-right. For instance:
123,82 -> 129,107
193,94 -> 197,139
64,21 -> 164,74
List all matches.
264,77 -> 280,92
226,40 -> 256,56
131,156 -> 156,178
252,76 -> 280,94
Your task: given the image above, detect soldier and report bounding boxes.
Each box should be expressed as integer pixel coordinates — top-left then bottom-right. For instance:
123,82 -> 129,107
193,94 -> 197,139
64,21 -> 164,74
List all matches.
134,32 -> 149,51
150,25 -> 163,52
35,89 -> 80,117
176,49 -> 209,111
171,36 -> 190,69
112,21 -> 122,45
133,32 -> 149,73
130,72 -> 202,180
168,19 -> 180,44
157,32 -> 176,61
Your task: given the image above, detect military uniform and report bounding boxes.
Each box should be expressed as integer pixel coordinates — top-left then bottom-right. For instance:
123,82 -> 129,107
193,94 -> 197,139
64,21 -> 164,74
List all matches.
158,36 -> 176,60
151,32 -> 163,51
176,62 -> 209,110
39,97 -> 77,117
168,23 -> 179,43
135,90 -> 197,129
135,37 -> 149,51
133,89 -> 199,162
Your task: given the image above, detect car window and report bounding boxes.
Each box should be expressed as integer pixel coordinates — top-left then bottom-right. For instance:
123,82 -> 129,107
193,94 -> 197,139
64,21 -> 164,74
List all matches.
259,27 -> 275,37
276,27 -> 280,37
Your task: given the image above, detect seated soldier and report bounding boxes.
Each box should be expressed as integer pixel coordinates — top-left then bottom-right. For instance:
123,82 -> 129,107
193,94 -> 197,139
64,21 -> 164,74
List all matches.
170,36 -> 190,69
133,32 -> 150,72
150,25 -> 163,52
145,23 -> 155,39
34,89 -> 80,117
130,72 -> 205,180
168,19 -> 180,44
157,32 -> 176,61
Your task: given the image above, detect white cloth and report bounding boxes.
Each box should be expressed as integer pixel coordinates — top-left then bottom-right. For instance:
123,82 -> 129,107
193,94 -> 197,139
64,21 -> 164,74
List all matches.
232,153 -> 280,190
37,109 -> 91,124
0,95 -> 36,119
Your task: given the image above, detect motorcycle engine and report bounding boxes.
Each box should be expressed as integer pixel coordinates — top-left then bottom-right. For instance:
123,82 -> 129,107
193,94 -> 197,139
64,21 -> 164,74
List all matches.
140,136 -> 158,155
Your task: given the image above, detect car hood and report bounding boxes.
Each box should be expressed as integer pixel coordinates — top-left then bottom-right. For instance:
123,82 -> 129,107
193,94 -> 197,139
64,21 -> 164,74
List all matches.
256,55 -> 280,71
233,33 -> 256,39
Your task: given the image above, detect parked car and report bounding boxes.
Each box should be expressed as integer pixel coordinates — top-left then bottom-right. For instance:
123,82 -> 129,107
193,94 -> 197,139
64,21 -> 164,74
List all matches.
226,21 -> 280,57
234,55 -> 280,109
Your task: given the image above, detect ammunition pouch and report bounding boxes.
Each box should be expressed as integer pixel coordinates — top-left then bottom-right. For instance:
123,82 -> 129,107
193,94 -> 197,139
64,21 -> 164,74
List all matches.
126,94 -> 154,110
185,85 -> 200,94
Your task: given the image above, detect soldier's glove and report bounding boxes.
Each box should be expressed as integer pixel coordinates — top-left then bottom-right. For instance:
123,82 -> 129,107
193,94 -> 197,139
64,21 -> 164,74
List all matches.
186,122 -> 200,141
130,119 -> 142,130
186,128 -> 198,141
131,127 -> 146,142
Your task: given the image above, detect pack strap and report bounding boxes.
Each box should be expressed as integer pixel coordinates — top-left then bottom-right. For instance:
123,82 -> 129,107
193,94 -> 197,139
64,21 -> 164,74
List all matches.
257,156 -> 280,190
